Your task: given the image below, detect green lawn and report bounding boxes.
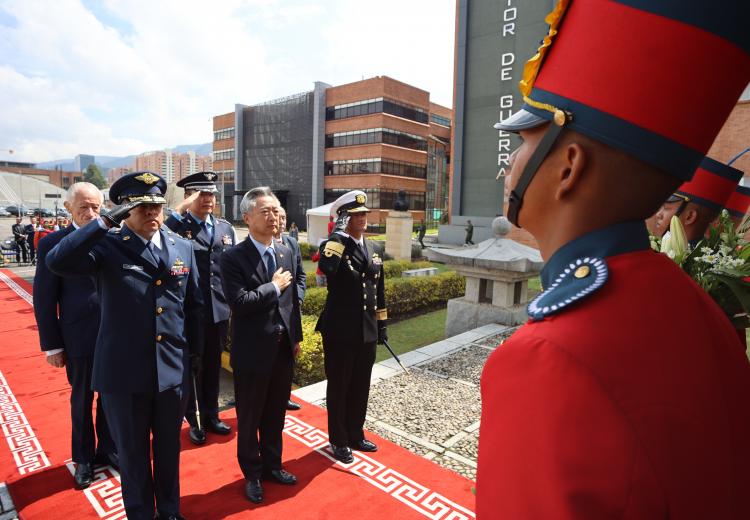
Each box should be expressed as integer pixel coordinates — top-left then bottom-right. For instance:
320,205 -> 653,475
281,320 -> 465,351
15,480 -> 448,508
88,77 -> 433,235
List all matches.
375,308 -> 447,363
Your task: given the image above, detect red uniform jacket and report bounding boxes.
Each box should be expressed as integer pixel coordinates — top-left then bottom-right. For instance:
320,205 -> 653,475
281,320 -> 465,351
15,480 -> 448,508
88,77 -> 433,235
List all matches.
477,221 -> 750,519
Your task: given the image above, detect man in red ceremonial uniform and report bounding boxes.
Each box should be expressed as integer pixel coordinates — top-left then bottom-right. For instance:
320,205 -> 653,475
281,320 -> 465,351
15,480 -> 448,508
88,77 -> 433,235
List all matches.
653,157 -> 743,242
476,0 -> 750,518
725,185 -> 750,228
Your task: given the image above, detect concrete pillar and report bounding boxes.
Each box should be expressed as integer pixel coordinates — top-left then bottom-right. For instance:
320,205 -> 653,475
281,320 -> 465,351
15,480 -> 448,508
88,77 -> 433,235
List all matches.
385,211 -> 413,261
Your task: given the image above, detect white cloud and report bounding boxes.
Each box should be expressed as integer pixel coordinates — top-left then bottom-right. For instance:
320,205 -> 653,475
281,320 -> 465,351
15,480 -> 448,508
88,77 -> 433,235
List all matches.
0,0 -> 455,163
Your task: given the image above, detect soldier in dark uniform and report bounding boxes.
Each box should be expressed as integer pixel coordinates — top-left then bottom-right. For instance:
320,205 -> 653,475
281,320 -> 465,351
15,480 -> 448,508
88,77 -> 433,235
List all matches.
46,171 -> 203,520
165,171 -> 237,445
316,190 -> 387,464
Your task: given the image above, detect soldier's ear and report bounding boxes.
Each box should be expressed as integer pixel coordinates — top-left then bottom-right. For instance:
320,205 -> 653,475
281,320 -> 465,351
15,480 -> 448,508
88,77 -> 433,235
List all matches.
683,208 -> 698,226
553,141 -> 587,201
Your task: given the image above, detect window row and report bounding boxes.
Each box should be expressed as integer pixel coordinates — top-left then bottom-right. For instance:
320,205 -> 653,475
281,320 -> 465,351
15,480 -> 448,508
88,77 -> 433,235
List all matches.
326,98 -> 429,124
213,127 -> 235,141
324,158 -> 426,178
430,114 -> 451,127
324,188 -> 426,211
325,128 -> 427,151
213,149 -> 235,161
214,169 -> 235,183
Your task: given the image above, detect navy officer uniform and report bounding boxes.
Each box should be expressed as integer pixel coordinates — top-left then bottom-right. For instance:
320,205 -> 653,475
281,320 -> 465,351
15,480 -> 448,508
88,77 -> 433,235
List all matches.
46,172 -> 203,520
316,190 -> 387,464
33,214 -> 116,489
165,171 -> 237,444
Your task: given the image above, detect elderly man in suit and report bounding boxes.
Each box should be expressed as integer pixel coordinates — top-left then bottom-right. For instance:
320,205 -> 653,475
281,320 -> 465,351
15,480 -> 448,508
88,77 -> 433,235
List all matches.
33,182 -> 116,490
220,186 -> 302,504
46,172 -> 203,520
274,205 -> 306,411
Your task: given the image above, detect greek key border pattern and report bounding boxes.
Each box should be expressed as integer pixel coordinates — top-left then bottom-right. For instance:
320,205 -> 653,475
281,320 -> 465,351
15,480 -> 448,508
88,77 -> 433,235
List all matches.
0,370 -> 51,475
65,461 -> 125,519
0,270 -> 33,305
284,415 -> 475,520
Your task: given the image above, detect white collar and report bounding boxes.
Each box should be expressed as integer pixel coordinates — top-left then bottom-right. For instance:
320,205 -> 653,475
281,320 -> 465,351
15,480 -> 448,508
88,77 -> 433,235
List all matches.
133,229 -> 162,249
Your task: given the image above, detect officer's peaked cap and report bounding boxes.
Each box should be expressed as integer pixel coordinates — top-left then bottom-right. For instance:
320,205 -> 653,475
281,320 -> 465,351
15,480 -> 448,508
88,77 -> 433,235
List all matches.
330,190 -> 370,217
109,171 -> 167,205
177,171 -> 219,193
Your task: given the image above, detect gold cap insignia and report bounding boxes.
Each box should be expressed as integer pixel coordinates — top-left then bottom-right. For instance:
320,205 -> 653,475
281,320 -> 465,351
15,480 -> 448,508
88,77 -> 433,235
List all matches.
135,172 -> 160,185
355,194 -> 365,204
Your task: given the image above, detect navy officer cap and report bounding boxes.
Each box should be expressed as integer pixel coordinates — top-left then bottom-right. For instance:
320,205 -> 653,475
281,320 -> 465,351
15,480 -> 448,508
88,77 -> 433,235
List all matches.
176,171 -> 219,193
109,171 -> 167,205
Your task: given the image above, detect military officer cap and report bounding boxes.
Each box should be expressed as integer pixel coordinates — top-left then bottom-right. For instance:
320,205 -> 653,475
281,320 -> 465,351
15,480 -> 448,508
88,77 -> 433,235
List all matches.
725,185 -> 750,220
176,171 -> 219,193
330,190 -> 370,216
109,171 -> 167,205
665,157 -> 743,211
494,0 -> 750,183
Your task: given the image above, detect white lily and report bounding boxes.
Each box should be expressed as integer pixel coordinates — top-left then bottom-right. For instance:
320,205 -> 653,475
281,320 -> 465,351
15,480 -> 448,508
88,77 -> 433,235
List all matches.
669,215 -> 688,259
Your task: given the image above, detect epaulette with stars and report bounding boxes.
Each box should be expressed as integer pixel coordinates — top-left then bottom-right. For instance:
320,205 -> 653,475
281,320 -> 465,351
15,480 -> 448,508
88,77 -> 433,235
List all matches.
527,257 -> 608,321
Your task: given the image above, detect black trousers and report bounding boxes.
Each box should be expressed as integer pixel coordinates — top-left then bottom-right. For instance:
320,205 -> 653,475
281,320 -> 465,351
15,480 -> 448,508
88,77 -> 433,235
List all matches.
323,337 -> 376,447
65,355 -> 115,463
186,320 -> 227,425
14,239 -> 28,263
27,235 -> 35,262
101,385 -> 184,520
234,334 -> 293,480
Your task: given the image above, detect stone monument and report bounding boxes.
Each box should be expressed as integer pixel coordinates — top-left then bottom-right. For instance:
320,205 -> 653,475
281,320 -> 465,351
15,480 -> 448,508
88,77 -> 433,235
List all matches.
431,216 -> 544,336
385,191 -> 413,261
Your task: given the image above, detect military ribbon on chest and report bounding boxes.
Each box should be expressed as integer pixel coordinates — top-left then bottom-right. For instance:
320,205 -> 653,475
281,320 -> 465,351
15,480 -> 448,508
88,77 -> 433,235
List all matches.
170,257 -> 190,276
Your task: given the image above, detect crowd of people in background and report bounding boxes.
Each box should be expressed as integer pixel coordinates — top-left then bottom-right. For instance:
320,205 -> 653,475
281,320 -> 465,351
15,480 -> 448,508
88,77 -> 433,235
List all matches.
8,215 -> 71,265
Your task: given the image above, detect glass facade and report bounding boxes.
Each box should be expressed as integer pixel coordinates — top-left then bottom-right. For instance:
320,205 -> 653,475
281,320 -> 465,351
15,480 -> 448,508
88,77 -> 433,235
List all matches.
241,91 -> 315,227
324,158 -> 426,179
213,149 -> 234,161
325,128 -> 427,151
326,98 -> 429,124
427,139 -> 450,227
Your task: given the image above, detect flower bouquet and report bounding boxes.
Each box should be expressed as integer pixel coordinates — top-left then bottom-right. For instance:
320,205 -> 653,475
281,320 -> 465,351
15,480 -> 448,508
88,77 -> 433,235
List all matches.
656,210 -> 750,330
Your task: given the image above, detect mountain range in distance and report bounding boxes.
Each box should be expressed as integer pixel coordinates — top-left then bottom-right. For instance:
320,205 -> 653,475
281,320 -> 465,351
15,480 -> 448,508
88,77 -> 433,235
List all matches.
37,143 -> 212,172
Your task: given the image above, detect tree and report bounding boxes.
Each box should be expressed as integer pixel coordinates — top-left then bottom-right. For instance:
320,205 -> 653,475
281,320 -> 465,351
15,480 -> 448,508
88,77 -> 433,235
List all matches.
84,164 -> 108,189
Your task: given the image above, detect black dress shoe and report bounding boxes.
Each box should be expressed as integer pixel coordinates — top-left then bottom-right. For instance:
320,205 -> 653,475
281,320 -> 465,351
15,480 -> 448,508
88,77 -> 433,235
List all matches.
206,418 -> 231,435
245,479 -> 263,503
354,439 -> 378,452
330,444 -> 354,464
263,469 -> 297,485
155,513 -> 186,520
286,399 -> 301,411
74,462 -> 94,489
94,452 -> 119,471
188,426 -> 206,445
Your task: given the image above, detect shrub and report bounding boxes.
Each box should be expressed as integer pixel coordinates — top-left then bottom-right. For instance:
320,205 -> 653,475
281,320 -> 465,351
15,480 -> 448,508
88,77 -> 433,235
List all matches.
382,259 -> 432,278
301,286 -> 328,316
305,271 -> 317,288
299,242 -> 319,260
294,315 -> 325,387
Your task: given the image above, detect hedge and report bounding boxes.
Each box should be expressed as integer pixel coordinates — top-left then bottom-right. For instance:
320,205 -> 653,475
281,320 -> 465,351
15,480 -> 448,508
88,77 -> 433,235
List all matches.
300,271 -> 465,319
294,315 -> 325,387
299,242 -> 319,260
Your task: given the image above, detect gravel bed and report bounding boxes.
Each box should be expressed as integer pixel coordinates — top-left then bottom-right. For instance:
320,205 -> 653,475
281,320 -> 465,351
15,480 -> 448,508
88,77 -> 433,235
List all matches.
432,454 -> 476,481
474,327 -> 519,348
364,420 -> 432,457
366,369 -> 480,445
424,346 -> 490,385
451,431 -> 479,461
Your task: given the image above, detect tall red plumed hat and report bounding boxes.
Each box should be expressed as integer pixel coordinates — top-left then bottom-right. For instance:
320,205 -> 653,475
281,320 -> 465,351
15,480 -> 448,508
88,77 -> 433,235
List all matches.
496,0 -> 750,182
725,185 -> 750,219
667,157 -> 743,211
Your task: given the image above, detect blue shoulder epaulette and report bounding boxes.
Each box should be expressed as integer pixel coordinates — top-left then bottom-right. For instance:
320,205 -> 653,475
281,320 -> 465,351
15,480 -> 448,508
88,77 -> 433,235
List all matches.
527,257 -> 608,321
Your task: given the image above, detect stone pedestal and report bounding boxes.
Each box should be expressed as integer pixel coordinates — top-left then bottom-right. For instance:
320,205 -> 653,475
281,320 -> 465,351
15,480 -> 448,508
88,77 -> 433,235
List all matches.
429,217 -> 544,337
385,211 -> 413,261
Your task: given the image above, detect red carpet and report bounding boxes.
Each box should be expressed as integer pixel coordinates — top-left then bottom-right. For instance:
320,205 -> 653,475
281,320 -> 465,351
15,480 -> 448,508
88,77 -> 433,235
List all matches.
0,269 -> 476,519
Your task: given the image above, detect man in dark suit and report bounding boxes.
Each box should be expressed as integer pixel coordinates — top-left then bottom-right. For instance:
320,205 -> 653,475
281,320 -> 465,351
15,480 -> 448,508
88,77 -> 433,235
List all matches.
316,190 -> 387,464
220,186 -> 302,504
274,206 -> 306,411
165,171 -> 237,445
11,217 -> 29,264
46,172 -> 203,520
25,215 -> 38,265
33,182 -> 116,490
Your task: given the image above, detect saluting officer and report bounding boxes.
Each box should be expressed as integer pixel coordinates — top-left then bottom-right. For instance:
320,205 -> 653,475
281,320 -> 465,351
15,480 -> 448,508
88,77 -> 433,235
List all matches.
46,172 -> 203,520
316,190 -> 387,464
166,171 -> 237,445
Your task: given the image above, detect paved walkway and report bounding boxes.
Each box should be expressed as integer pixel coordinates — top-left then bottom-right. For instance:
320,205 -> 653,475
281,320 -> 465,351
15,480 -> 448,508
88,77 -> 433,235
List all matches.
294,323 -> 517,480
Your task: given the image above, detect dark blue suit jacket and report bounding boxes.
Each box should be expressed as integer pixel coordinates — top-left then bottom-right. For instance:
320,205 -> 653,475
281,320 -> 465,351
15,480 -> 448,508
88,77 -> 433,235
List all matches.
46,222 -> 204,393
220,238 -> 303,374
164,213 -> 235,324
281,234 -> 306,304
33,224 -> 100,358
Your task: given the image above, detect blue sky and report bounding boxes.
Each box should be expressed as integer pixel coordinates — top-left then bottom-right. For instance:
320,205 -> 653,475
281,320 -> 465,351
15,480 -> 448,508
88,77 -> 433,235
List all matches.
0,0 -> 455,162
